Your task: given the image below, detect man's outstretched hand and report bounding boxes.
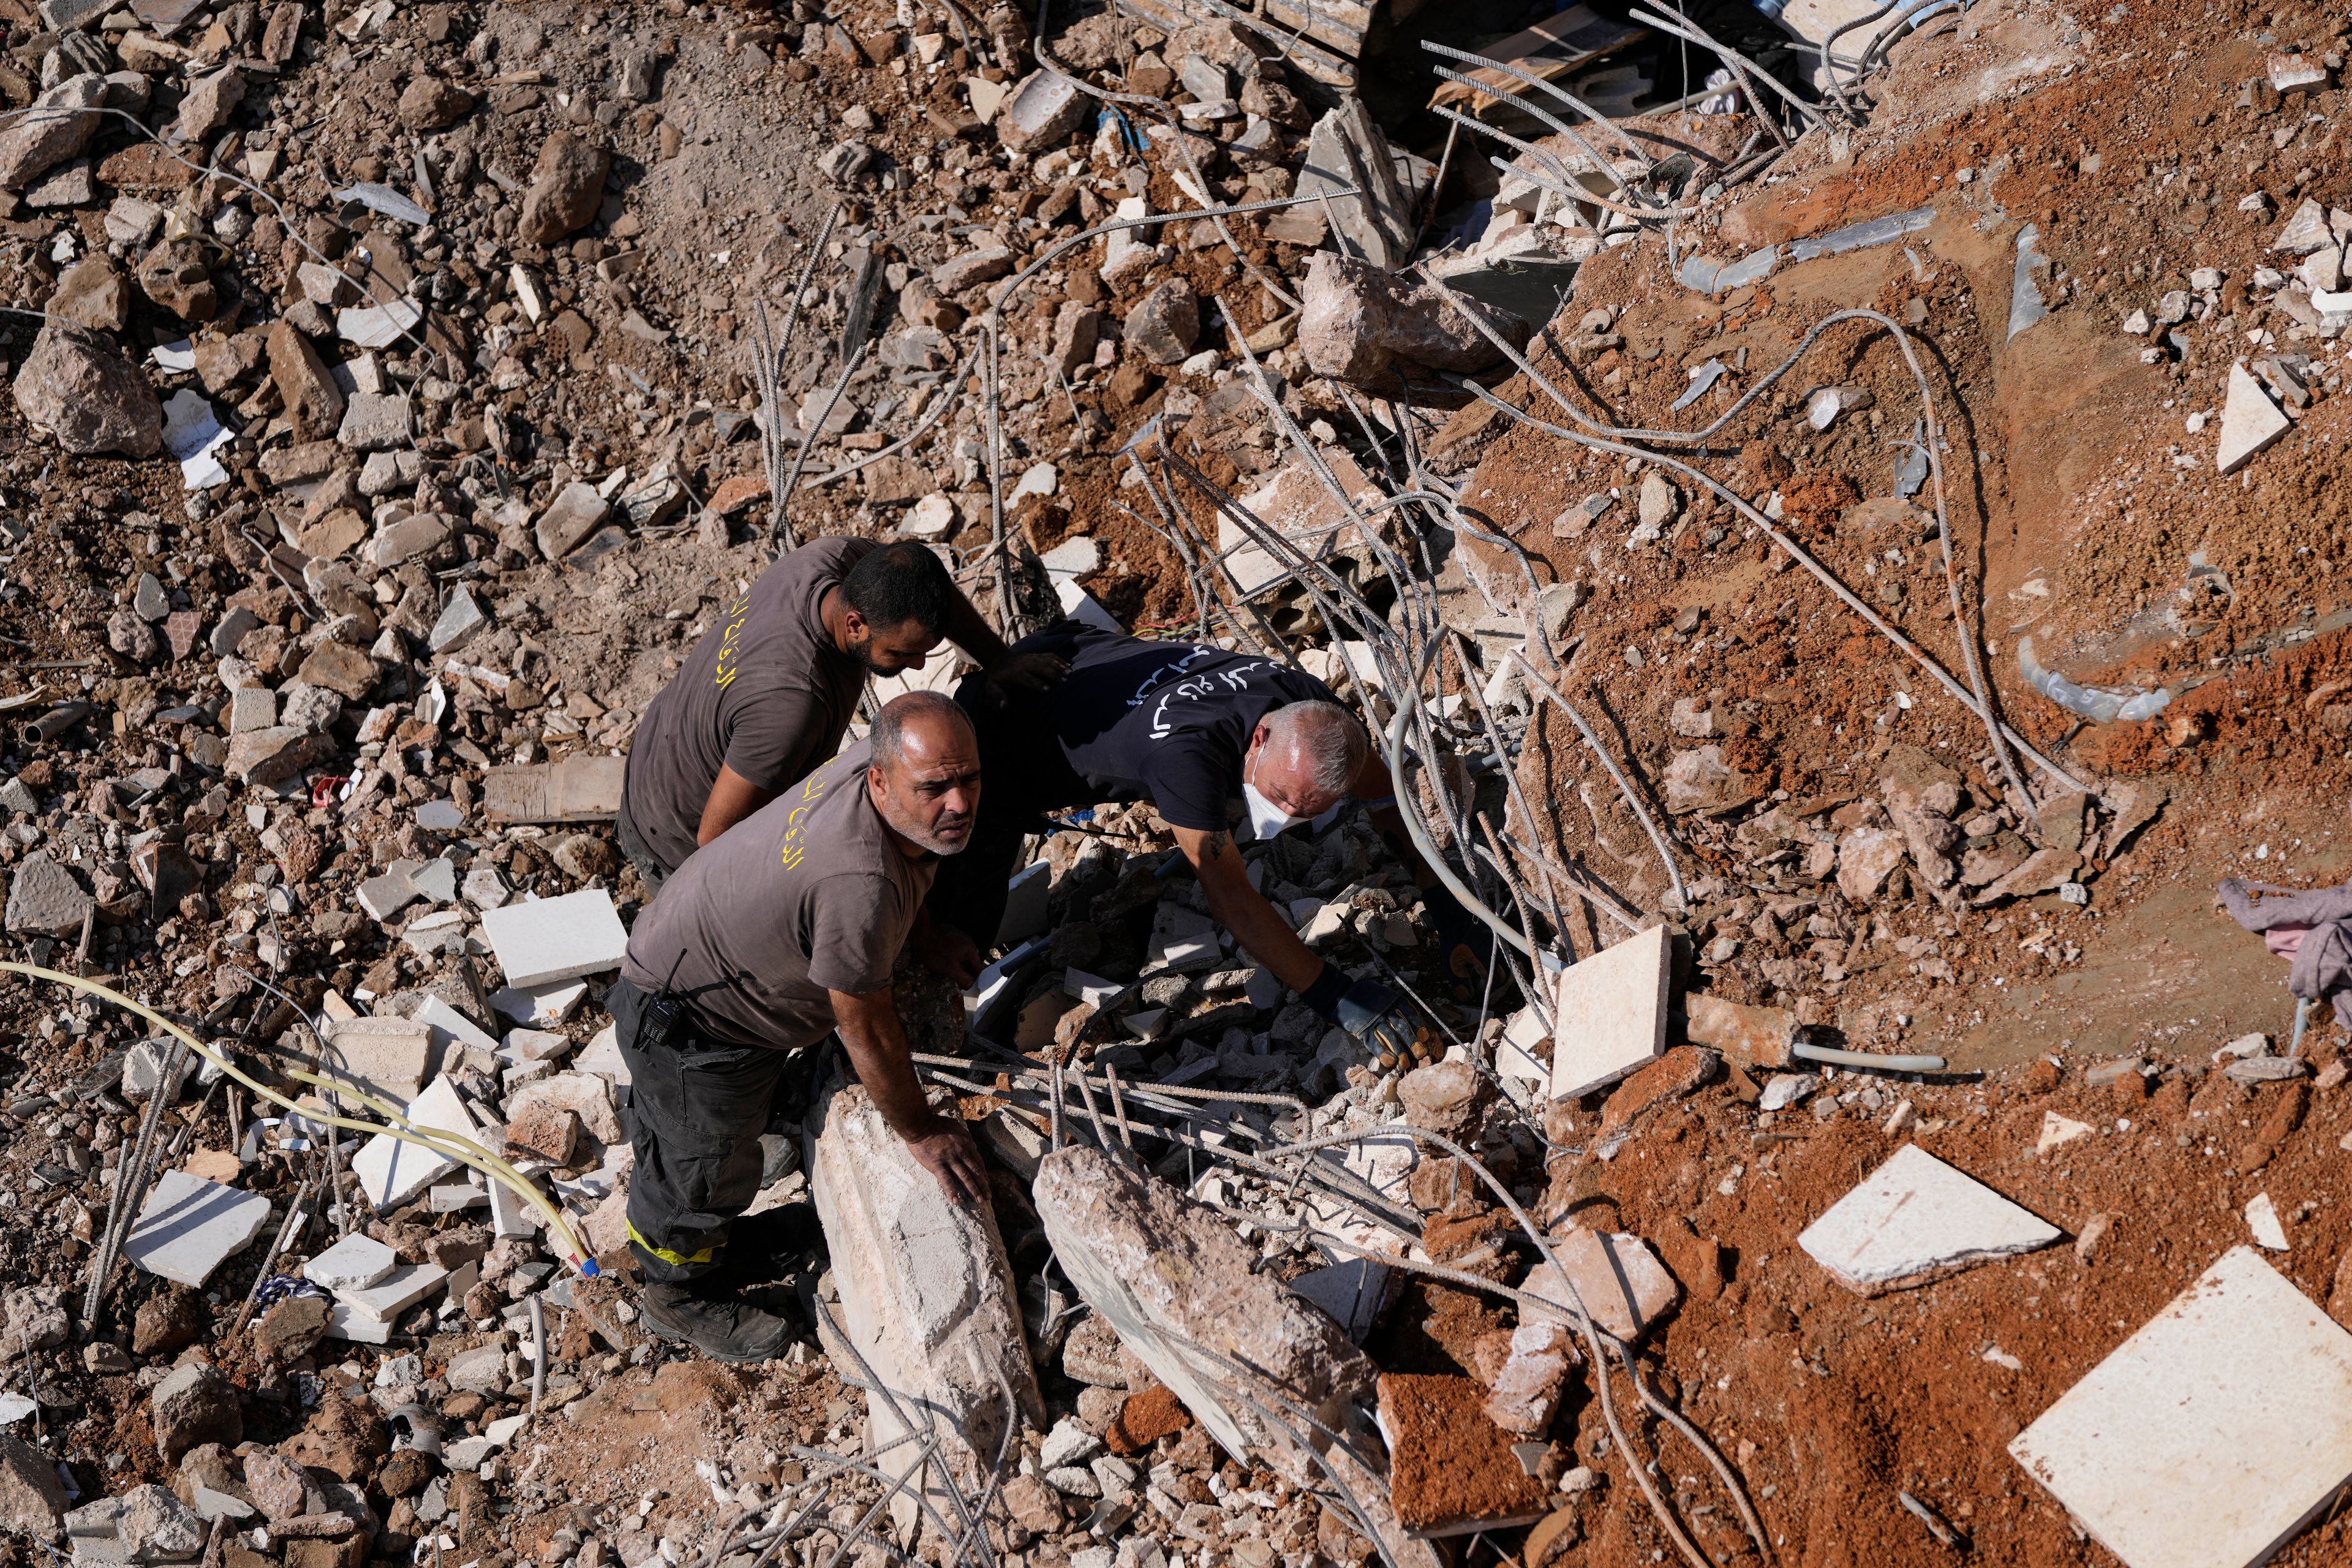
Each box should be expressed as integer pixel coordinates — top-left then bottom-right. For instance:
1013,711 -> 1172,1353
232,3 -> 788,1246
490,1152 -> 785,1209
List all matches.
984,649 -> 1069,698
904,1117 -> 990,1208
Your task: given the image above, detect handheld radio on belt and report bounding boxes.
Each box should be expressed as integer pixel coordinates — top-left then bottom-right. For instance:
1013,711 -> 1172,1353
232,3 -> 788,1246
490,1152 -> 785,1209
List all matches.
639,948 -> 692,1050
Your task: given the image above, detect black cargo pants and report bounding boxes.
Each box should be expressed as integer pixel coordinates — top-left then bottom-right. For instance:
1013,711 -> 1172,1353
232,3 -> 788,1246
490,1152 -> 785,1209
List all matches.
610,976 -> 817,1284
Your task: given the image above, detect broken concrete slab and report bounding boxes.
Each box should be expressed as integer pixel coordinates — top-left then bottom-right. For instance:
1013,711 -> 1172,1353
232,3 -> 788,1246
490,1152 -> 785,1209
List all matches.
2010,1246 -> 2352,1568
124,1170 -> 273,1288
350,1076 -> 481,1212
1034,1145 -> 1374,1478
480,889 -> 628,987
481,755 -> 625,824
413,995 -> 499,1058
1799,1144 -> 2060,1294
807,1079 -> 1043,1539
505,1071 -> 621,1145
1547,923 -> 1670,1100
490,978 -> 588,1028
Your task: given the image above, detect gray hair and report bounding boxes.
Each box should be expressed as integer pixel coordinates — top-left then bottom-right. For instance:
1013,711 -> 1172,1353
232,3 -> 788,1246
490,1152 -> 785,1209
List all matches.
872,690 -> 971,772
1262,700 -> 1367,800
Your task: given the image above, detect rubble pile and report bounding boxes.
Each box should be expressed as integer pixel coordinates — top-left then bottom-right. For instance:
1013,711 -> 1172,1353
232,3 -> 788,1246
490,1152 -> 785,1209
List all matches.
1,0 -> 2351,1562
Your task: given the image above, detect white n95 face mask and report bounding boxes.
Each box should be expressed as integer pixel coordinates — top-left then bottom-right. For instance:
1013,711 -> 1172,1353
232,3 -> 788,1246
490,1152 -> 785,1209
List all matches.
1242,761 -> 1305,842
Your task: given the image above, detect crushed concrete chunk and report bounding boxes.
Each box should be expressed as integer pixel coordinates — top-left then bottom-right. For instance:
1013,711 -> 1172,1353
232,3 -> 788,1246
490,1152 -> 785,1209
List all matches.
1034,1145 -> 1373,1473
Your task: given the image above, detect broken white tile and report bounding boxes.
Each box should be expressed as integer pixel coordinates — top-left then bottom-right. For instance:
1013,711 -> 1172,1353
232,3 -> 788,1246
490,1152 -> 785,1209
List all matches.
1547,924 -> 1671,1099
490,978 -> 588,1028
2246,1192 -> 2290,1251
303,1233 -> 397,1291
124,1170 -> 273,1287
350,1077 -> 481,1212
1798,1144 -> 2060,1294
500,1027 -> 573,1063
2035,1110 -> 2093,1155
2010,1246 -> 2352,1568
573,1023 -> 629,1085
413,995 -> 500,1057
1494,1006 -> 1549,1087
2215,362 -> 2292,475
488,1173 -> 543,1239
480,889 -> 628,987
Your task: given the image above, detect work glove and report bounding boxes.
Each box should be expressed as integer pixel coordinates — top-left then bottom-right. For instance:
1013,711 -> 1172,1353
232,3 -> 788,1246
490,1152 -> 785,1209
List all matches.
1335,978 -> 1418,1061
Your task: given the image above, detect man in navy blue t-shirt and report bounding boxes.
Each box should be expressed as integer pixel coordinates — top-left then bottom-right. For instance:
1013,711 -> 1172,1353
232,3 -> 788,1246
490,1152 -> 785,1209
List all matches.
925,624 -> 1464,1058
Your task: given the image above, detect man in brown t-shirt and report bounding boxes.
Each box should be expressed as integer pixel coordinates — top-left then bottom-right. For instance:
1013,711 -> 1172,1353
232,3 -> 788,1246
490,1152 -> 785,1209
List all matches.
617,538 -> 1062,891
610,690 -> 989,1362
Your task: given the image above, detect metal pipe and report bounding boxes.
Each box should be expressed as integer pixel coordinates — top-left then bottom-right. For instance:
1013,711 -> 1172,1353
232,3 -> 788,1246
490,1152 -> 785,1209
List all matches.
23,701 -> 93,744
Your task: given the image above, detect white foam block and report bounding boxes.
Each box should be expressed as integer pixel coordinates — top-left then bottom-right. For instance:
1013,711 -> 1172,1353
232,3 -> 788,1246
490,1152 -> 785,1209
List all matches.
2010,1246 -> 2352,1568
1799,1144 -> 2059,1294
480,889 -> 628,987
1547,924 -> 1671,1100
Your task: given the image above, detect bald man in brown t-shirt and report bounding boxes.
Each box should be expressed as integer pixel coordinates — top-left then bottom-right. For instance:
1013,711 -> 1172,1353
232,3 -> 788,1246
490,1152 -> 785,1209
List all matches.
611,690 -> 989,1363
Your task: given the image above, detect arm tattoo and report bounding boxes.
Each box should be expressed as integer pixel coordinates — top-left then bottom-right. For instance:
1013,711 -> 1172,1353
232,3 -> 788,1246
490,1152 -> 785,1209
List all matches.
1199,830 -> 1231,864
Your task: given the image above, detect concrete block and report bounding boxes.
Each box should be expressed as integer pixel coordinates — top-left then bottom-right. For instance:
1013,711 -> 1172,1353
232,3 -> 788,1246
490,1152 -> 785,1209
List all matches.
325,1304 -> 392,1344
2010,1246 -> 2352,1568
481,755 -> 625,824
1800,1144 -> 2060,1294
319,1016 -> 434,1107
1033,1145 -> 1373,1476
997,859 -> 1050,946
809,1080 -> 1043,1539
124,1170 -> 273,1287
573,1023 -> 630,1085
1548,924 -> 1670,1100
480,889 -> 628,987
488,1173 -> 542,1239
506,1071 -> 621,1145
351,1077 -> 480,1212
302,1234 -> 396,1292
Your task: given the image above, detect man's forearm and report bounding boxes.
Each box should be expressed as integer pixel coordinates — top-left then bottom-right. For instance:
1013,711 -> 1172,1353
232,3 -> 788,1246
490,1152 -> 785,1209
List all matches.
832,994 -> 940,1136
942,595 -> 1013,668
1207,881 -> 1326,992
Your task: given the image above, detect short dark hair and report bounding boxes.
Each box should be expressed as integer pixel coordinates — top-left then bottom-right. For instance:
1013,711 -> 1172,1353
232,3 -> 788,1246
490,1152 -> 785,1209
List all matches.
840,541 -> 956,635
871,690 -> 971,773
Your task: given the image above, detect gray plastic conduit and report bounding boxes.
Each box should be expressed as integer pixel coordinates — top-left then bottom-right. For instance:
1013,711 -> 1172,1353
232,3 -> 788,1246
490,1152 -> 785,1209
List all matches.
2017,636 -> 2174,723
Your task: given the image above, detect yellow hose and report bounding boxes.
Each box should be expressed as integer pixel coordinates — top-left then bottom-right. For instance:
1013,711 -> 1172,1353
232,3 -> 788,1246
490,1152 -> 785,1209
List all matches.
1,963 -> 600,1275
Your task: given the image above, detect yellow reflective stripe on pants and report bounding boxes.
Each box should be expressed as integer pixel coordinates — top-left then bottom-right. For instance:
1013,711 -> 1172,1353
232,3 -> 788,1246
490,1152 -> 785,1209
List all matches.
627,1219 -> 718,1268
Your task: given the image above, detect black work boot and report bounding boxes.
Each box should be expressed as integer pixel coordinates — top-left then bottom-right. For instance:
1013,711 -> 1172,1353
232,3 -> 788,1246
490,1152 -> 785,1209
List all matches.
639,1280 -> 794,1363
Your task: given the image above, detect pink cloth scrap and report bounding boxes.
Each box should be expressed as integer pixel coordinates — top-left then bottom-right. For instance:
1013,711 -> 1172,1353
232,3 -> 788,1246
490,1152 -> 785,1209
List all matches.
2266,924 -> 2313,962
